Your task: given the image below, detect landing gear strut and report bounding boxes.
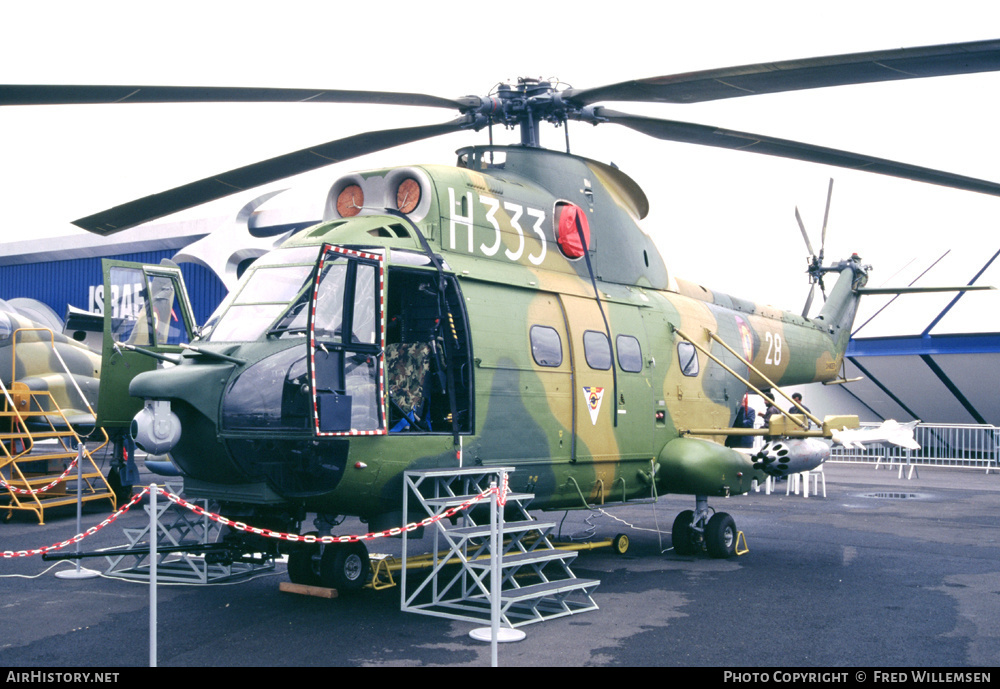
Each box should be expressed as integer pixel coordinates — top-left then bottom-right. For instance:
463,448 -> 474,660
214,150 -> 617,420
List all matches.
671,496 -> 739,559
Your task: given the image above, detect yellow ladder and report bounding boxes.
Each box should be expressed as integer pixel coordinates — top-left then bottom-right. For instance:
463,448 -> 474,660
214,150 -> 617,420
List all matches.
1,384 -> 114,524
1,328 -> 114,525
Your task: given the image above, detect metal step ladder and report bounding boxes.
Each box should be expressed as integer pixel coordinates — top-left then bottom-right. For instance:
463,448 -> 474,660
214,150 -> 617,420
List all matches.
1,334 -> 114,524
401,467 -> 599,628
104,482 -> 274,583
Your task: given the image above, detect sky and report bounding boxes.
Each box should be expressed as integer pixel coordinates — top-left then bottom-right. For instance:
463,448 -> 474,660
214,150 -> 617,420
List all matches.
2,0 -> 999,336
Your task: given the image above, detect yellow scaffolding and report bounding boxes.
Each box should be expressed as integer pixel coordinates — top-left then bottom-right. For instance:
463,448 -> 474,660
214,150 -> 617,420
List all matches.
0,329 -> 113,525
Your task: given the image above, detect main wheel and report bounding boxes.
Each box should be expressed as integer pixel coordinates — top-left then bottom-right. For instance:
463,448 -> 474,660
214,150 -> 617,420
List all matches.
705,512 -> 737,559
320,541 -> 370,592
287,535 -> 322,586
671,510 -> 698,556
107,465 -> 133,506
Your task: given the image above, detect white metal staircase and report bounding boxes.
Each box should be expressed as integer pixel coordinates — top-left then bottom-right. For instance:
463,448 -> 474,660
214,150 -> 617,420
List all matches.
400,466 -> 599,628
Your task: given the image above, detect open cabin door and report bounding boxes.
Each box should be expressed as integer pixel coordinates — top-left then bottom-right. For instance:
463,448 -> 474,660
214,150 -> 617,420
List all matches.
308,245 -> 386,436
96,261 -> 197,428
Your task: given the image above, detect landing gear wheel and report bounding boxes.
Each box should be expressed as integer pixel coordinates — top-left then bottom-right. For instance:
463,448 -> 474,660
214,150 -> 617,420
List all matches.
671,510 -> 698,556
612,533 -> 630,556
287,535 -> 322,587
107,466 -> 133,506
320,541 -> 370,592
705,512 -> 737,559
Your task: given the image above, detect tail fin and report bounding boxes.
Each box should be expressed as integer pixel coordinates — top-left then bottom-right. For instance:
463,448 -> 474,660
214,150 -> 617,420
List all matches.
814,254 -> 869,341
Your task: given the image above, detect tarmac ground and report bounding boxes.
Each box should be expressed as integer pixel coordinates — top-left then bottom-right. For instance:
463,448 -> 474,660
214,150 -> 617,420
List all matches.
1,459 -> 998,668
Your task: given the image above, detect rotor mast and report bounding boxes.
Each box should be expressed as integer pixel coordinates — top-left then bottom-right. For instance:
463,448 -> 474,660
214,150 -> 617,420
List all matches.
471,78 -> 594,150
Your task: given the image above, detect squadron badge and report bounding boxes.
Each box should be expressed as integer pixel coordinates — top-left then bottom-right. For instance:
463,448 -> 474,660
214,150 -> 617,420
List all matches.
582,386 -> 605,425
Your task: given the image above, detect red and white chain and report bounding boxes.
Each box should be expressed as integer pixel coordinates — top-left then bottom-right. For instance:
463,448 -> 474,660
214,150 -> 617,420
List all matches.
3,477 -> 512,558
160,482 -> 508,543
0,456 -> 79,496
2,487 -> 149,558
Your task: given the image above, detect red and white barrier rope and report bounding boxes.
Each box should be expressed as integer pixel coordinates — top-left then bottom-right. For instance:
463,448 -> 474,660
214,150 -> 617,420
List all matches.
0,456 -> 79,496
3,478 -> 511,558
2,487 -> 149,558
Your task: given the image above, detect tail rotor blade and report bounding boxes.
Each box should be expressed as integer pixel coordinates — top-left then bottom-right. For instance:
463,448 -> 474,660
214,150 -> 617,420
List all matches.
795,207 -> 816,257
820,178 -> 834,259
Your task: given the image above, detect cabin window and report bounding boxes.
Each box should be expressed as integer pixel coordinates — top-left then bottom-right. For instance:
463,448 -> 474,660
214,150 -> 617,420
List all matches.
206,245 -> 321,342
616,335 -> 643,373
222,344 -> 311,430
583,330 -> 612,370
678,342 -> 699,377
530,325 -> 562,367
108,266 -> 190,347
310,249 -> 384,435
146,275 -> 191,346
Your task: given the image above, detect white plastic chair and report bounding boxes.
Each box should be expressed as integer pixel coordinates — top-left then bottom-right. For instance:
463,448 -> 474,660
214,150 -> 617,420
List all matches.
786,466 -> 826,498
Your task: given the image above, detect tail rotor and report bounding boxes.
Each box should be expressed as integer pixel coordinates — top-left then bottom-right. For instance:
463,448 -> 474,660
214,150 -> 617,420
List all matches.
797,178 -> 834,317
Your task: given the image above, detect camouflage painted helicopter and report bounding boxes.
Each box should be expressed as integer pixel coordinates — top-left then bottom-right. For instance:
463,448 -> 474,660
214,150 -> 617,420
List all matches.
0,299 -> 101,431
5,39 -> 1000,587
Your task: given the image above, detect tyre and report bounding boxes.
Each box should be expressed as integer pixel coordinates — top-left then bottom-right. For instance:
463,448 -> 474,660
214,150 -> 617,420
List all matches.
671,510 -> 698,555
612,533 -> 630,556
320,541 -> 370,592
287,537 -> 322,586
107,466 -> 133,506
705,512 -> 737,559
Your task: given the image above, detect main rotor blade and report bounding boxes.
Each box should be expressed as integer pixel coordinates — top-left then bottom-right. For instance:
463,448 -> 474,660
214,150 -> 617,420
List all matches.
564,39 -> 1000,105
0,84 -> 477,111
73,116 -> 473,235
595,108 -> 1000,198
802,283 -> 815,319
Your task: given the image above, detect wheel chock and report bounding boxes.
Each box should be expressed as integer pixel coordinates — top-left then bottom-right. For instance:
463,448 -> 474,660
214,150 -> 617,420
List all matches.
735,530 -> 749,556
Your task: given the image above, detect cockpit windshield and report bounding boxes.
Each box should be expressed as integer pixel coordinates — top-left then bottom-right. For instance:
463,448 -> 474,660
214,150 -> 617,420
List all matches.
203,246 -> 321,342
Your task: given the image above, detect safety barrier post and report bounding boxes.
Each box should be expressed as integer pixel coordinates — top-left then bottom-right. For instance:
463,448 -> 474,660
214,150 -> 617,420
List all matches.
150,484 -> 157,668
490,480 -> 499,667
55,445 -> 99,580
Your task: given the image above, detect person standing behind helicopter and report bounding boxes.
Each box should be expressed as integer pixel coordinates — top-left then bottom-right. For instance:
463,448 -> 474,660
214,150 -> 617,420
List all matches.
791,392 -> 812,428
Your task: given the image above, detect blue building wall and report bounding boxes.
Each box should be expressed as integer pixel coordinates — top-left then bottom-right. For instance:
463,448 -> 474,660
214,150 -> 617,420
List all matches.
0,250 -> 227,325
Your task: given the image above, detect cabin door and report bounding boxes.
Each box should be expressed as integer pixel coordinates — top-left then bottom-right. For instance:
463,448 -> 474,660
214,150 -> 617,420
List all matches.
97,260 -> 197,429
561,294 -> 617,464
308,245 -> 386,436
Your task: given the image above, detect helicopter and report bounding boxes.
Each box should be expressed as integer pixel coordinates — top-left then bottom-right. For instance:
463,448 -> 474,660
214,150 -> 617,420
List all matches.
4,38 -> 1000,588
0,299 -> 101,432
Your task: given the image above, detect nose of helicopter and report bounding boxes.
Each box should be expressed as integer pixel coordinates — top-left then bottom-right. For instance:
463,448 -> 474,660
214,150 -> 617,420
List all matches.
130,399 -> 182,455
